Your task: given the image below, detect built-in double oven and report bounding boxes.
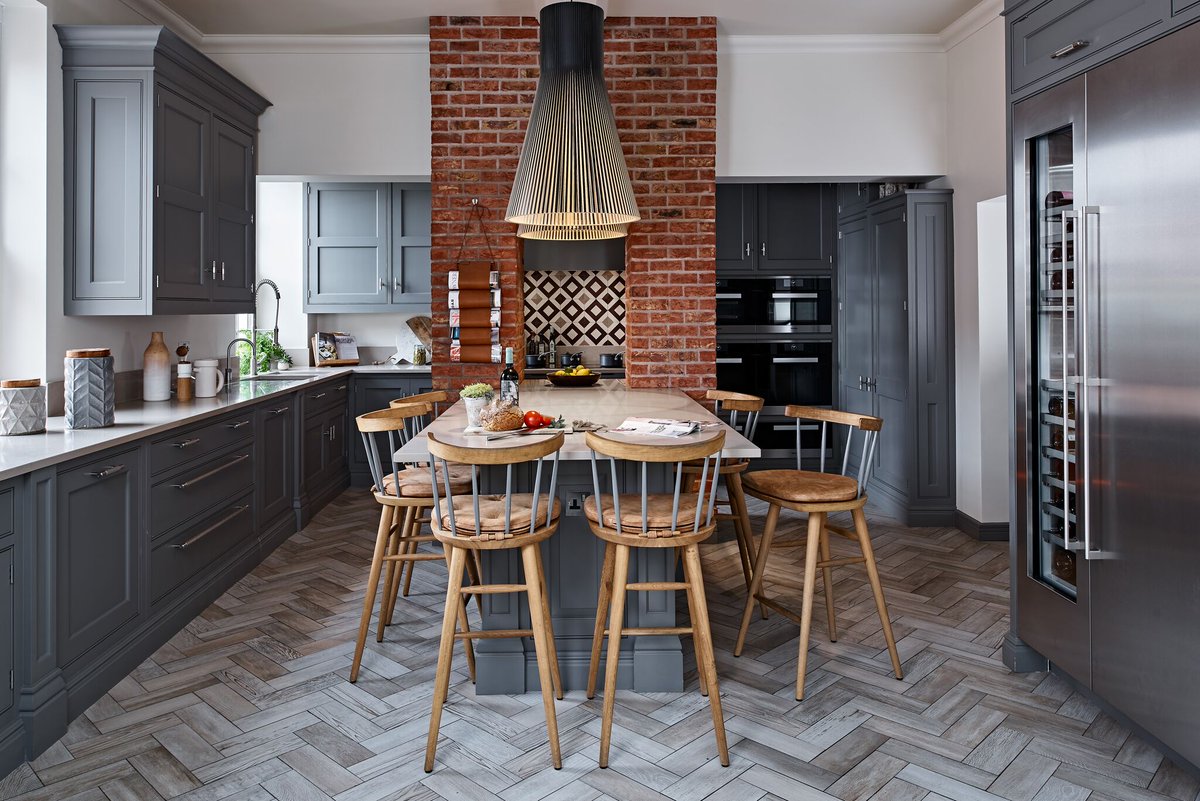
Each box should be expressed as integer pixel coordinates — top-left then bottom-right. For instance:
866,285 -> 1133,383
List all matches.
715,276 -> 832,335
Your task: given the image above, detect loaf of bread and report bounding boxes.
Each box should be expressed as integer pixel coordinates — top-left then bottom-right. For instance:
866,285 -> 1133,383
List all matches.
479,399 -> 523,432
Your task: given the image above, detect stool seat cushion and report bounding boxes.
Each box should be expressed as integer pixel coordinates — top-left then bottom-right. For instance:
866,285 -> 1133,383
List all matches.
379,465 -> 472,498
438,494 -> 560,538
584,494 -> 702,535
742,470 -> 859,504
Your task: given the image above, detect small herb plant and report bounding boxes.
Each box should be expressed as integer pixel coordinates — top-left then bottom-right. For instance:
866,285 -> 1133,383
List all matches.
460,382 -> 495,399
238,330 -> 294,375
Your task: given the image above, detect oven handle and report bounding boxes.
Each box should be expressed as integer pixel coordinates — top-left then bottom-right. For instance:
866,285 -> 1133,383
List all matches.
772,357 -> 820,364
715,358 -> 743,364
715,293 -> 742,300
771,292 -> 819,299
773,424 -> 820,432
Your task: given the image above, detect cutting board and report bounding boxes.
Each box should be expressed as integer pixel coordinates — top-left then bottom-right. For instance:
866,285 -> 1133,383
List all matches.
407,315 -> 433,347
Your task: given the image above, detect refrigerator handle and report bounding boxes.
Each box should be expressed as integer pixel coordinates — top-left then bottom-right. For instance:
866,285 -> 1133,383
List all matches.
1078,205 -> 1112,560
1062,210 -> 1077,551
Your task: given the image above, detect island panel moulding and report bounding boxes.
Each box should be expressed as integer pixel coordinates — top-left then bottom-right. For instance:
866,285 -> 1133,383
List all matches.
429,14 -> 717,394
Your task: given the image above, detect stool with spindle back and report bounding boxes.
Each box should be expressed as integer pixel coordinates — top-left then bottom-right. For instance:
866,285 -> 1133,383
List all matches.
423,431 -> 566,772
584,429 -> 730,769
734,405 -> 904,701
350,403 -> 479,684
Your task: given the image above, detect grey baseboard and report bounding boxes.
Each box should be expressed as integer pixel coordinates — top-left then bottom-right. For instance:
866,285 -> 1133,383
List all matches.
1003,631 -> 1048,673
955,510 -> 1009,542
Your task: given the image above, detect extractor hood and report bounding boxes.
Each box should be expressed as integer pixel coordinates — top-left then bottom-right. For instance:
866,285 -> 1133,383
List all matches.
522,236 -> 626,271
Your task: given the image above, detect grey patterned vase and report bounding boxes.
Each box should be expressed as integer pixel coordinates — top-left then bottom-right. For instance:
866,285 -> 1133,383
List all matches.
0,381 -> 47,435
64,349 -> 116,429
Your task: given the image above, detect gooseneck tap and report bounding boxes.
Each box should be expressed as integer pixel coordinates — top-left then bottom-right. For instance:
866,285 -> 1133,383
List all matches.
225,337 -> 256,386
254,278 -> 282,347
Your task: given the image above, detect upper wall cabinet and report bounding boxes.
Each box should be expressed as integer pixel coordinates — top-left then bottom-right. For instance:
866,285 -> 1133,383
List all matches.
716,183 -> 835,274
304,182 -> 432,313
57,26 -> 271,316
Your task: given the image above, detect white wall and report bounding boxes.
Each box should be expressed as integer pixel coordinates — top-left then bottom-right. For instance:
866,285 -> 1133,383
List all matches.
932,15 -> 1009,523
718,46 -> 948,179
976,196 -> 1009,523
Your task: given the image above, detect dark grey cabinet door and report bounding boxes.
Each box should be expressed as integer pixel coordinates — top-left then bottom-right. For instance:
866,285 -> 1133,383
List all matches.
301,412 -> 328,492
715,184 -> 757,272
211,118 -> 255,304
838,217 -> 874,422
325,404 -> 349,480
836,183 -> 872,219
257,402 -> 294,525
0,537 -> 12,715
305,183 -> 390,310
870,206 -> 910,494
56,450 -> 143,666
154,86 -> 210,302
392,184 -> 432,305
759,184 -> 835,272
349,376 -> 424,483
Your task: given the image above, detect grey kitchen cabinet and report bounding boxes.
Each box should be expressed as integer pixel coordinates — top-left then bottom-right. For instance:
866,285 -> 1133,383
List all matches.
257,401 -> 296,527
299,382 -> 351,522
55,448 -> 143,667
836,190 -> 955,526
57,25 -> 270,316
349,374 -> 434,486
304,183 -> 433,312
836,183 -> 876,219
716,183 -> 836,274
0,481 -> 17,772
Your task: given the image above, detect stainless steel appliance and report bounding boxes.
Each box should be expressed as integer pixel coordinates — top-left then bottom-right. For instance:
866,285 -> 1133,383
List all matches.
716,276 -> 831,334
1011,22 -> 1200,769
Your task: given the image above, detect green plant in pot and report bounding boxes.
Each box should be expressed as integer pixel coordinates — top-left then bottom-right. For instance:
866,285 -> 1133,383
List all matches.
461,382 -> 494,428
237,330 -> 294,375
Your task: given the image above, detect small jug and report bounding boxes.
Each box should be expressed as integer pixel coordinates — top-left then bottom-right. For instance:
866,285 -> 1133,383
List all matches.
194,359 -> 225,397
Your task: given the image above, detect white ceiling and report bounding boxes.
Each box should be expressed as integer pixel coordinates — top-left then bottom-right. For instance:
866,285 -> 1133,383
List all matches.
151,0 -> 983,37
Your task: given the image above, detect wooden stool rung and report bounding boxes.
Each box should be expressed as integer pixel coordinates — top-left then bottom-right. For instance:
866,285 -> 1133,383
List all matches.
824,524 -> 858,540
461,583 -> 528,595
817,556 -> 866,569
754,595 -> 807,628
383,552 -> 444,563
625,581 -> 689,591
604,626 -> 694,637
456,628 -> 534,640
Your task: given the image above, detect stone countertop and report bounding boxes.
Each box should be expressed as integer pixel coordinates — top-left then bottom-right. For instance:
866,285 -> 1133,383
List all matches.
393,380 -> 760,462
0,364 -> 431,483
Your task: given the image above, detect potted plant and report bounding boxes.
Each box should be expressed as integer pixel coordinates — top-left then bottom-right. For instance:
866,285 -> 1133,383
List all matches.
237,330 -> 294,375
460,382 -> 495,428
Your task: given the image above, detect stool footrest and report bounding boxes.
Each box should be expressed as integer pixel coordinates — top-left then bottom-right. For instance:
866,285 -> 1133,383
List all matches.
456,628 -> 532,640
825,524 -> 858,540
754,596 -> 806,627
605,626 -> 694,637
461,584 -> 528,595
819,556 -> 867,568
625,581 -> 689,591
383,553 -> 444,563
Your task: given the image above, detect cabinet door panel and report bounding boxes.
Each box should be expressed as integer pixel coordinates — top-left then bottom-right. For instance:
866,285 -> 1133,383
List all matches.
871,207 -> 910,493
301,413 -> 328,491
838,216 -> 873,417
155,87 -> 209,301
716,184 -> 757,272
306,184 -> 390,309
57,451 -> 142,665
211,119 -> 254,303
325,406 -> 349,478
0,539 -> 12,714
759,184 -> 835,272
257,404 -> 295,524
392,184 -> 432,303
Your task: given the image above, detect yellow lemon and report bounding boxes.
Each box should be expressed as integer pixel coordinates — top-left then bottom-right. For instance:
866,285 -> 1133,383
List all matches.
576,368 -> 590,376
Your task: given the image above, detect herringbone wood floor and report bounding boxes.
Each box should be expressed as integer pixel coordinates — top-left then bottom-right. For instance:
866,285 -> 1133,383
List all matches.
2,489 -> 1198,801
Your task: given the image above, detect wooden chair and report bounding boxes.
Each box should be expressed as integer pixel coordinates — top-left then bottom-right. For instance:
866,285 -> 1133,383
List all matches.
423,431 -> 566,773
350,403 -> 480,684
680,390 -> 763,604
733,405 -> 904,701
584,430 -> 730,769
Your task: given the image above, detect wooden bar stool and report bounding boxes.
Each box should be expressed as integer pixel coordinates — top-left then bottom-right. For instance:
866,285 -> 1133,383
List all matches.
733,405 -> 904,701
350,404 -> 478,684
680,390 -> 763,602
584,430 -> 730,769
424,431 -> 566,773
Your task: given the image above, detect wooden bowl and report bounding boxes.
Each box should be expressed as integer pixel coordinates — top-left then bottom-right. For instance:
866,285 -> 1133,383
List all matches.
547,372 -> 602,387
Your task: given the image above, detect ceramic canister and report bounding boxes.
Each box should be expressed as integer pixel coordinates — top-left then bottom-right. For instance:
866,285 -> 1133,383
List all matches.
0,379 -> 48,435
64,348 -> 116,429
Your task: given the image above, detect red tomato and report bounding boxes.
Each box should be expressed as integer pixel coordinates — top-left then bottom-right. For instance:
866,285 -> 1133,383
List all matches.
523,410 -> 543,429
541,413 -> 556,427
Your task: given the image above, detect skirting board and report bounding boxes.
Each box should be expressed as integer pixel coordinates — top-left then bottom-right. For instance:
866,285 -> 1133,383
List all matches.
955,509 -> 1009,542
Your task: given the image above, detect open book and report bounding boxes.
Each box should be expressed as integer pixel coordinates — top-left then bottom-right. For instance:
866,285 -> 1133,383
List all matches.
611,417 -> 717,437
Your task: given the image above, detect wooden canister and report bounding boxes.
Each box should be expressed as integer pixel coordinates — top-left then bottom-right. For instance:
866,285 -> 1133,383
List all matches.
64,348 -> 115,429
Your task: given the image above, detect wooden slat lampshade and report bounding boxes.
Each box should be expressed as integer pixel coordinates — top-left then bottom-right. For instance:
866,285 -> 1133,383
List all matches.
505,1 -> 640,235
517,223 -> 629,240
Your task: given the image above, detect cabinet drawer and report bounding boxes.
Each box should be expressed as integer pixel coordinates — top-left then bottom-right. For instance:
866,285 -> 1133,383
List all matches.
304,380 -> 350,416
0,486 -> 12,537
1174,0 -> 1200,14
1010,0 -> 1165,90
151,493 -> 254,603
149,411 -> 255,475
150,447 -> 254,538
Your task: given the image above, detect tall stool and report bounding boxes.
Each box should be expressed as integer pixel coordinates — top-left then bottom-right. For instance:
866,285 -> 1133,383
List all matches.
584,430 -> 730,769
351,404 -> 477,683
680,390 -> 762,600
733,405 -> 903,701
424,431 -> 566,772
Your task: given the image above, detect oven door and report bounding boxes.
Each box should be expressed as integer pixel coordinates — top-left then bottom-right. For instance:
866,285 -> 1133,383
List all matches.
764,277 -> 832,333
763,340 -> 834,413
755,417 -> 825,461
715,278 -> 766,329
715,342 -> 761,391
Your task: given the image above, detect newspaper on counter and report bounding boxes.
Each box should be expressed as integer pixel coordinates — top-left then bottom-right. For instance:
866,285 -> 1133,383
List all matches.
611,417 -> 710,437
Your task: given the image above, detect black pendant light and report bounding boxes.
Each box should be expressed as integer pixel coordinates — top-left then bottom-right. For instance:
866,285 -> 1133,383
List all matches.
506,1 -> 639,238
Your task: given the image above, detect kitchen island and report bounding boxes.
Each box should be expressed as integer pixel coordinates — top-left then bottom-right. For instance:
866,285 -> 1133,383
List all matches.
394,380 -> 759,694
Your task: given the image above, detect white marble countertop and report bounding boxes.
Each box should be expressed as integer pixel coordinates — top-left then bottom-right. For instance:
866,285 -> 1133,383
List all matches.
393,380 -> 760,462
0,364 -> 431,483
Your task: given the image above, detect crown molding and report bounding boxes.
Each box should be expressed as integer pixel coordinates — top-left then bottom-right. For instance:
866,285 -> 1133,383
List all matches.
116,0 -> 204,46
720,34 -> 945,55
940,0 -> 1005,51
200,35 -> 430,55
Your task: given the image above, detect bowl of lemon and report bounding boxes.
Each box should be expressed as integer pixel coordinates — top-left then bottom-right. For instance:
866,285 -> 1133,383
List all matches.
547,365 -> 602,387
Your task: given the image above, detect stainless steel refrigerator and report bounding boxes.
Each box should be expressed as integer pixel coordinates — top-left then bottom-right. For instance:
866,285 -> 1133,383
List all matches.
1011,20 -> 1200,769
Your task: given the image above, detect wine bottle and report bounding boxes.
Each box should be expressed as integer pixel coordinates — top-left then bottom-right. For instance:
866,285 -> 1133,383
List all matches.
500,347 -> 519,404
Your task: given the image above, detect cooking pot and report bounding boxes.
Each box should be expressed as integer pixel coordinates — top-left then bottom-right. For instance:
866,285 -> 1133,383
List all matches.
599,352 -> 623,368
559,352 -> 583,368
525,354 -> 545,369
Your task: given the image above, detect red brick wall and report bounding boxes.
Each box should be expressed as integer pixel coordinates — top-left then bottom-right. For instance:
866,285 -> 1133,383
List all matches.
429,14 -> 717,396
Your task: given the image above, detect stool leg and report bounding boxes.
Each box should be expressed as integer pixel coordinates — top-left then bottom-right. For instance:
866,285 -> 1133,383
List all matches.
726,473 -> 754,592
598,544 -> 631,769
587,542 -> 616,700
532,545 -> 563,700
734,503 -> 780,656
425,544 -> 466,773
521,544 -> 562,770
381,505 -> 415,634
852,507 -> 904,681
401,510 -> 422,597
682,544 -> 729,767
441,542 -> 476,684
818,523 -> 837,643
680,550 -> 709,697
351,505 -> 393,682
795,511 -> 825,701
465,549 -> 485,616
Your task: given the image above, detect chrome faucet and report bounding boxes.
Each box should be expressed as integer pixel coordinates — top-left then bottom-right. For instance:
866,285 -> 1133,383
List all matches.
225,336 -> 256,386
254,279 -> 282,347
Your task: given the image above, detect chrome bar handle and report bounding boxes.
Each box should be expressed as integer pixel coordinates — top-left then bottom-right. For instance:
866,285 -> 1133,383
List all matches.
1051,40 -> 1089,59
761,242 -> 767,257
1079,206 -> 1104,559
174,505 -> 249,550
87,464 -> 126,480
1061,210 -> 1075,549
744,242 -> 751,257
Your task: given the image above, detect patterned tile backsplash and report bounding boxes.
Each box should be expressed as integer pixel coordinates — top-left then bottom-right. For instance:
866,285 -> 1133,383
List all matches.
523,270 -> 626,346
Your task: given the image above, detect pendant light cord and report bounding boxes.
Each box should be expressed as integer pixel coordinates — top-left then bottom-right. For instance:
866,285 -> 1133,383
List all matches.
454,198 -> 497,265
